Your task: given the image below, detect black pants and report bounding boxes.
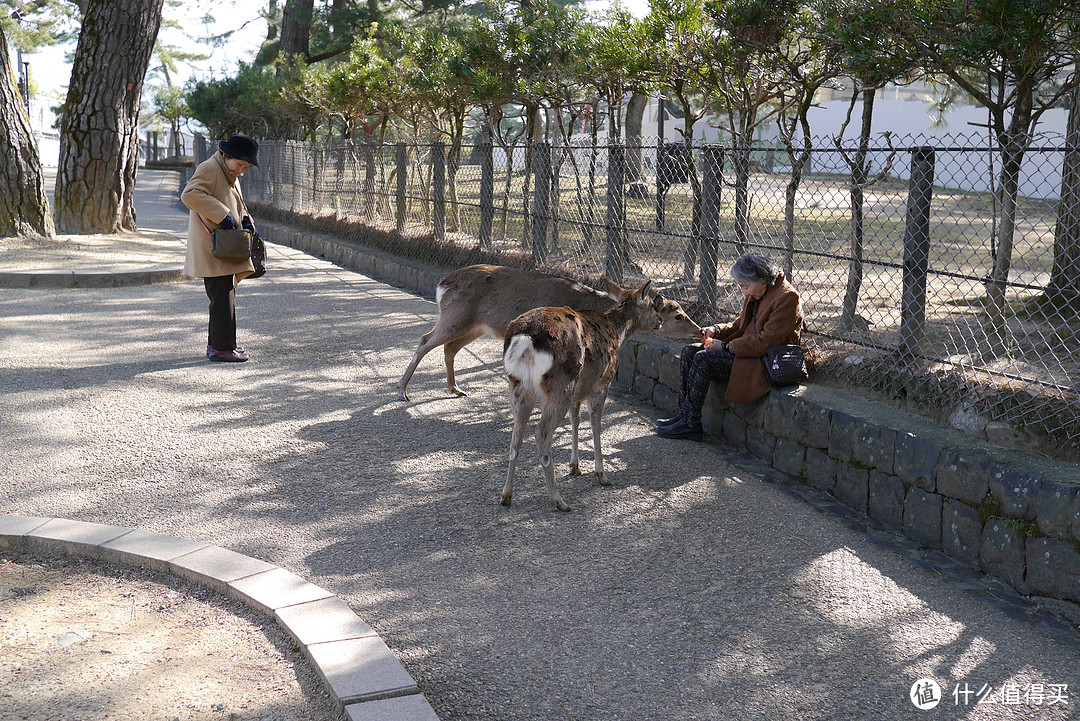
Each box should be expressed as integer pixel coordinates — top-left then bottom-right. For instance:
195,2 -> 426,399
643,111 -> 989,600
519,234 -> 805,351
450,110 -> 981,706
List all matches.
204,275 -> 237,351
678,343 -> 735,425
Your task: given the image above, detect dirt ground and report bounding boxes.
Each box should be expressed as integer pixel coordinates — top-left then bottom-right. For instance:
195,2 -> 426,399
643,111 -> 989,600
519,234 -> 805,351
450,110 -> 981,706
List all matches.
0,555 -> 346,721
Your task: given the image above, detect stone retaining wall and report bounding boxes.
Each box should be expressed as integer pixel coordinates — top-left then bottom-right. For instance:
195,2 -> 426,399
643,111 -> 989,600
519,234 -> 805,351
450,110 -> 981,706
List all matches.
618,335 -> 1080,607
265,221 -> 1080,608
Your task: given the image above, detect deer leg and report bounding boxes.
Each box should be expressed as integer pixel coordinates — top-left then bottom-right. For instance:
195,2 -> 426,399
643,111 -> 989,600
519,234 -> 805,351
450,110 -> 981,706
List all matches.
536,395 -> 573,511
398,324 -> 456,401
589,389 -> 612,486
443,327 -> 484,396
502,381 -> 534,507
568,401 -> 583,476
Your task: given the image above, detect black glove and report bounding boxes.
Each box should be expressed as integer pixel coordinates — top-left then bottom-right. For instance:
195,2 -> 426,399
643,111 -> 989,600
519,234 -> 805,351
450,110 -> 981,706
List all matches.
218,213 -> 236,230
241,215 -> 256,234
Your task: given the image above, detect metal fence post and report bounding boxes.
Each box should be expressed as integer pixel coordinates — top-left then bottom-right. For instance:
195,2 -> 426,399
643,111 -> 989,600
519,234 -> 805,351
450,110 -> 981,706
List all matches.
395,142 -> 407,234
432,141 -> 446,241
899,146 -> 936,360
696,145 -> 725,312
531,141 -> 551,263
479,140 -> 494,250
606,142 -> 626,283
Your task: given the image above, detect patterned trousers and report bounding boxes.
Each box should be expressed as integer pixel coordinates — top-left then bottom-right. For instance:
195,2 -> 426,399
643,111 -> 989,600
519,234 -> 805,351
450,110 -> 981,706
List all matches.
678,343 -> 735,425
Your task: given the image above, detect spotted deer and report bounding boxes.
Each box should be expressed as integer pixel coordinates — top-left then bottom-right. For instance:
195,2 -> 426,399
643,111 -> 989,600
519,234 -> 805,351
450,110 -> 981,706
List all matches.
397,264 -> 698,401
500,279 -> 700,511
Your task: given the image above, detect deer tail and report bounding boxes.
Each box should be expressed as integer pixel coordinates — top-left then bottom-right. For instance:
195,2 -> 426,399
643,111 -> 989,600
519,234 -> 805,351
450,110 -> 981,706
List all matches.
503,334 -> 553,392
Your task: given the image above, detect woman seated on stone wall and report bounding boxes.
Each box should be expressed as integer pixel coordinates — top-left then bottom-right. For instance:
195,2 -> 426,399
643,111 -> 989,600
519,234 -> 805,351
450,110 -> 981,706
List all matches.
656,252 -> 804,441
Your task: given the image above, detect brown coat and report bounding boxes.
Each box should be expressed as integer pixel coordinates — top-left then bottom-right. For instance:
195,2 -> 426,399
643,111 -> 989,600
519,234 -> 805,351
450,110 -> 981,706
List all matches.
708,272 -> 803,404
181,152 -> 254,283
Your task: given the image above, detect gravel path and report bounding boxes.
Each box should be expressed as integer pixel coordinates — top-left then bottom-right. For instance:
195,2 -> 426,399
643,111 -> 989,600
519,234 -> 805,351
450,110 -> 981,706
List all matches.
3,242 -> 1078,721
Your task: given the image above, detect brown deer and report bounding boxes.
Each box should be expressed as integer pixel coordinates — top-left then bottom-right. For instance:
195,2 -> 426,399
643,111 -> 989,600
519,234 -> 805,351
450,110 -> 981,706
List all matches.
500,279 -> 700,511
397,264 -> 615,401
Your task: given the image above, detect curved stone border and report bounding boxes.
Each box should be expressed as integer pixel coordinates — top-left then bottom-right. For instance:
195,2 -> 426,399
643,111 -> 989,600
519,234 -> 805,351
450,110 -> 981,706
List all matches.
0,515 -> 439,721
0,267 -> 185,288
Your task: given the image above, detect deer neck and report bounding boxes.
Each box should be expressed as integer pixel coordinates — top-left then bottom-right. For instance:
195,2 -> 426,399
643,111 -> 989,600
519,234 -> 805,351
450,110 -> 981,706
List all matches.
602,302 -> 645,347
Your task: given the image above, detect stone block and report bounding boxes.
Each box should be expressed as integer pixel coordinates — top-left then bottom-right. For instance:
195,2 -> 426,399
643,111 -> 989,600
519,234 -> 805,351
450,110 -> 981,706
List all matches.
1025,538 -> 1080,603
904,487 -> 943,549
764,393 -> 800,440
942,499 -> 982,568
987,464 -> 1042,521
721,412 -> 747,448
868,471 -> 905,532
893,432 -> 940,492
792,398 -> 831,449
980,520 -> 1026,590
636,344 -> 663,380
658,352 -> 682,390
632,374 -> 655,400
276,597 -> 376,646
229,567 -> 335,615
305,636 -> 418,705
732,399 -> 766,429
834,464 -> 869,514
652,383 -> 677,413
167,545 -> 278,593
1035,482 -> 1080,540
773,438 -> 806,477
615,355 -> 635,389
804,448 -> 835,491
346,694 -> 441,721
746,427 -> 776,464
828,410 -> 859,461
935,449 -> 991,506
851,422 -> 896,474
701,406 -> 724,438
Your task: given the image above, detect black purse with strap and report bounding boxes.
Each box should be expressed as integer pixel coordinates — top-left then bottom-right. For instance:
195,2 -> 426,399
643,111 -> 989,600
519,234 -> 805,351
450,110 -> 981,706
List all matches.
761,344 -> 808,387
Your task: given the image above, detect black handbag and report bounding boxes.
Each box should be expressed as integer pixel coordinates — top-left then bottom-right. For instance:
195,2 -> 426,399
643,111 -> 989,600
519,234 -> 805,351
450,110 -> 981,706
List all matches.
761,344 -> 808,387
249,232 -> 266,278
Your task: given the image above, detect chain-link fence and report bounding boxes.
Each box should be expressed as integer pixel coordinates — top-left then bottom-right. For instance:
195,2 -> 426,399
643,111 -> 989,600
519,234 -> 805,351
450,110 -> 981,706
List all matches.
220,134 -> 1080,448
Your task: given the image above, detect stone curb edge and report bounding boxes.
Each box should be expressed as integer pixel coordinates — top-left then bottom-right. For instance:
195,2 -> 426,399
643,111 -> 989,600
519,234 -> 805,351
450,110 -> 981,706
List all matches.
0,267 -> 186,289
0,515 -> 440,721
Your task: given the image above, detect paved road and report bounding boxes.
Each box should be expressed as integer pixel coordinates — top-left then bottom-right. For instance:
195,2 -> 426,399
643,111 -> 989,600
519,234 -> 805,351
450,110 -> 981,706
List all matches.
2,175 -> 1079,720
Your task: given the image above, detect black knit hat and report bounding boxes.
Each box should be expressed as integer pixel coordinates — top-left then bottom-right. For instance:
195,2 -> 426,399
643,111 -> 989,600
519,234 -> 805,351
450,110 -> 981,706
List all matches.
218,134 -> 260,167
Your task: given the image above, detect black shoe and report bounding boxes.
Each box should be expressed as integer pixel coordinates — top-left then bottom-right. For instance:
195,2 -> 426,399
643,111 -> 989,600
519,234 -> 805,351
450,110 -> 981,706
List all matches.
656,414 -> 682,426
655,419 -> 703,440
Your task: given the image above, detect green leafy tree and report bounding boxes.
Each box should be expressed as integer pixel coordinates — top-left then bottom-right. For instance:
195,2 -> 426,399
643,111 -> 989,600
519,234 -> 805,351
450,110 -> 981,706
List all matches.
901,0 -> 1080,350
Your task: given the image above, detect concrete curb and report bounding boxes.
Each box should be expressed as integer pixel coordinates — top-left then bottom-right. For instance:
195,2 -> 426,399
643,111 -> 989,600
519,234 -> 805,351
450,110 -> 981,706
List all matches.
0,514 -> 440,721
0,267 -> 186,288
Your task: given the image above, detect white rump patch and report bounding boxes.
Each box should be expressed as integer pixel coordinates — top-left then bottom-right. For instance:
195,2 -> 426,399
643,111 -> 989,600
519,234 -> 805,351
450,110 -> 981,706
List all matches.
435,285 -> 448,306
503,334 -> 553,391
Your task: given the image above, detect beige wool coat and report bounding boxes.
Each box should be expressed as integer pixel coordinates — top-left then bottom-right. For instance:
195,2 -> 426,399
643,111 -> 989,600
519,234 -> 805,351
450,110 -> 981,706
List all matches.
182,151 -> 255,283
707,272 -> 804,404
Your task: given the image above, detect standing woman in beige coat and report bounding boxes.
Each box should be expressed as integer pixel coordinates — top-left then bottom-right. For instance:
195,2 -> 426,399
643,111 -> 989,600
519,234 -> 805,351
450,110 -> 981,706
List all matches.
182,134 -> 259,362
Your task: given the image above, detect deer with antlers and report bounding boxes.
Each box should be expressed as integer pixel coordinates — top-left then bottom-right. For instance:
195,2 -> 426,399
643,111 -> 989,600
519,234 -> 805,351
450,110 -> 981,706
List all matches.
500,279 -> 700,511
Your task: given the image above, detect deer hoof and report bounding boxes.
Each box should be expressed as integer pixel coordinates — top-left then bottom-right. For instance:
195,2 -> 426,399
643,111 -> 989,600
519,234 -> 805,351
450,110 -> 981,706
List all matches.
500,494 -> 512,507
569,462 -> 581,476
596,473 -> 611,486
555,500 -> 572,512
449,385 -> 468,397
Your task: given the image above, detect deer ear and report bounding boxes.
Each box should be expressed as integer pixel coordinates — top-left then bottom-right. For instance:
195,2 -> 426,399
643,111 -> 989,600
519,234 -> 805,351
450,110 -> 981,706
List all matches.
639,279 -> 653,299
603,278 -> 623,298
651,294 -> 665,311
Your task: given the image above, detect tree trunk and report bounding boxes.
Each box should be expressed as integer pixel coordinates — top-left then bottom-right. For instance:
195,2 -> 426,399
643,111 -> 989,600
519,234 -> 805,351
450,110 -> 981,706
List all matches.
54,0 -> 164,234
0,23 -> 54,238
841,87 -> 874,332
625,92 -> 647,197
1048,87 -> 1080,303
280,0 -> 314,60
984,89 -> 1033,356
